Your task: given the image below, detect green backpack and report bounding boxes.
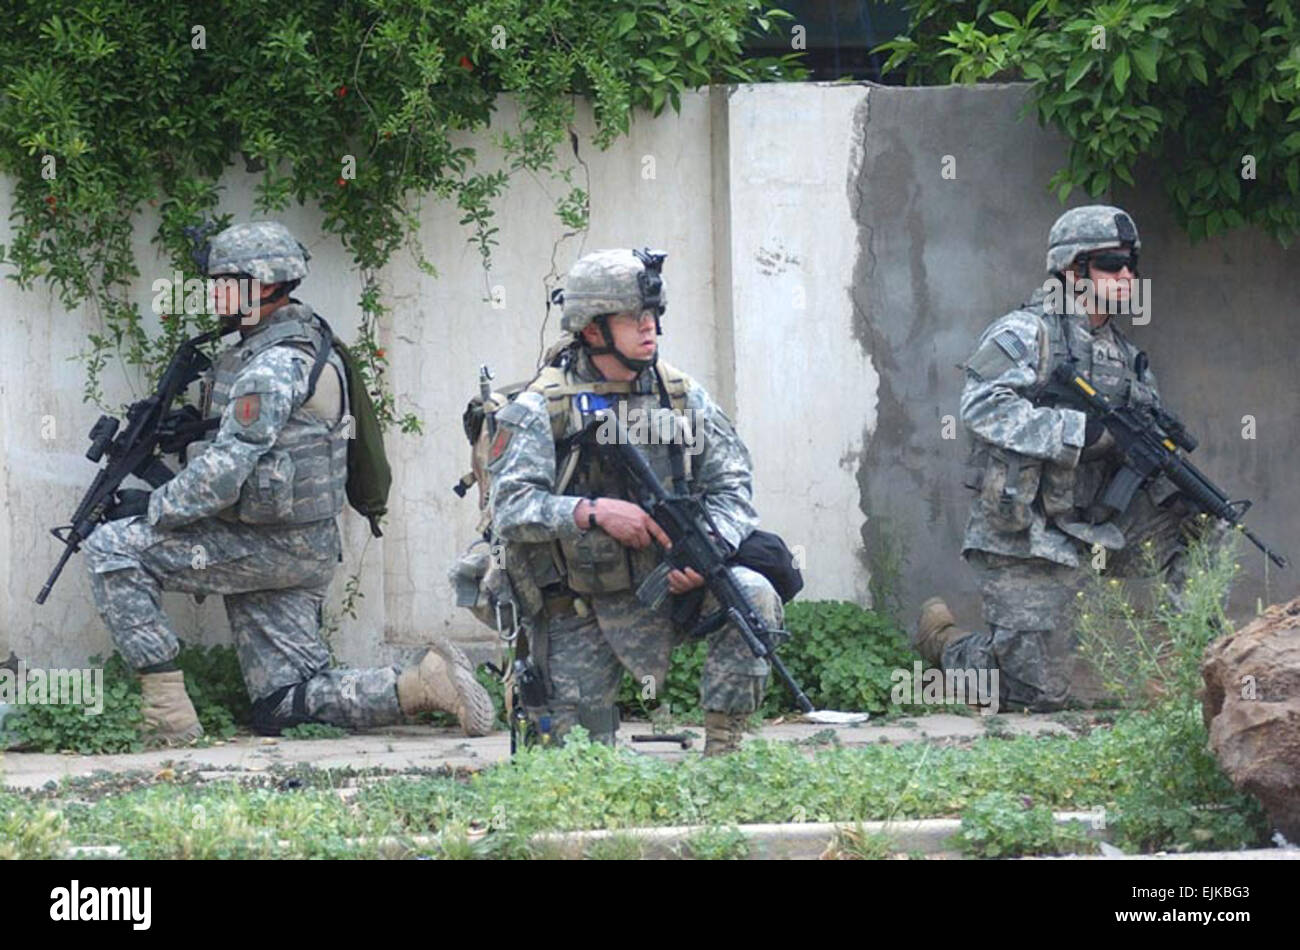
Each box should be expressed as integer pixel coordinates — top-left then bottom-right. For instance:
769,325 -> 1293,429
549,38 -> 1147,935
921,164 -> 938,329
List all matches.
308,317 -> 392,537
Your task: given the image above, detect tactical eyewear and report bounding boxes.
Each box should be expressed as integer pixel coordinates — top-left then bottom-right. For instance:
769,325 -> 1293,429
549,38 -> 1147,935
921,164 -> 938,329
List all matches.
1082,251 -> 1138,274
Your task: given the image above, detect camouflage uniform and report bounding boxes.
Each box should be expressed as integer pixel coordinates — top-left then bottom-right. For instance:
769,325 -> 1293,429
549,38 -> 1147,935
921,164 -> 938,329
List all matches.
940,206 -> 1227,710
84,224 -> 403,732
489,251 -> 780,745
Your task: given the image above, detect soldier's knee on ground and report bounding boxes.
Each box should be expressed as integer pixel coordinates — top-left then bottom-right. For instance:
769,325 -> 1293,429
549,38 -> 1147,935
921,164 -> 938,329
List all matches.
526,702 -> 618,747
249,682 -> 315,736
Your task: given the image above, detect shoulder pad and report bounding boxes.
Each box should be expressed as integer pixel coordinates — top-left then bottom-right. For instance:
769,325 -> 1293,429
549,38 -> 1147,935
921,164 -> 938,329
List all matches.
230,346 -> 303,397
966,312 -> 1042,381
495,399 -> 534,428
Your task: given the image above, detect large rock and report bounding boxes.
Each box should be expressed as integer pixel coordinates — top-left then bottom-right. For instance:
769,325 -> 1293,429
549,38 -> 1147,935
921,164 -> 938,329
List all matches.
1201,598 -> 1300,841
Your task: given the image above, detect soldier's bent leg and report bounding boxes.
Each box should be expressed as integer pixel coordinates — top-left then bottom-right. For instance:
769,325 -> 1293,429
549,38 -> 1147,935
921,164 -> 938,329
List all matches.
224,587 -> 404,734
944,552 -> 1082,711
536,609 -> 625,745
84,515 -> 320,670
699,566 -> 782,715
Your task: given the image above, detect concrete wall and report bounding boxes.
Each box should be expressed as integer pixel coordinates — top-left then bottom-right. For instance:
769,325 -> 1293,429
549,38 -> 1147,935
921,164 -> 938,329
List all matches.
3,81 -> 1296,672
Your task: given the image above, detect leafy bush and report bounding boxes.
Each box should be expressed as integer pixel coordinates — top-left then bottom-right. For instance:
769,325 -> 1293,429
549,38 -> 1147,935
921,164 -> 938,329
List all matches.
2,653 -> 144,754
2,642 -> 247,753
1077,523 -> 1237,706
616,599 -> 924,719
957,790 -> 1095,857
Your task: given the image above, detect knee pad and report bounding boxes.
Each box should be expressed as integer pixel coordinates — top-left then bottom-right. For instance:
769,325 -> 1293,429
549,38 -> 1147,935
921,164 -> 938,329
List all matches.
249,682 -> 312,736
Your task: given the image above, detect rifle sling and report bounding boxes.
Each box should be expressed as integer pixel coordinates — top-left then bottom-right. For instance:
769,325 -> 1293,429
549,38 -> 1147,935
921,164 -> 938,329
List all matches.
653,364 -> 688,495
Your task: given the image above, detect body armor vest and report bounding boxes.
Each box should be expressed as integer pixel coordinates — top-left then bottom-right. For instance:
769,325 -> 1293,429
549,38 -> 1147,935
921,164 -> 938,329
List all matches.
201,305 -> 350,526
966,300 -> 1151,538
521,356 -> 692,597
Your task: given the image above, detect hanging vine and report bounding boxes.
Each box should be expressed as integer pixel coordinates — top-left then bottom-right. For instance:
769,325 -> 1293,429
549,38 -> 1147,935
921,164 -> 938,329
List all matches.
0,0 -> 805,417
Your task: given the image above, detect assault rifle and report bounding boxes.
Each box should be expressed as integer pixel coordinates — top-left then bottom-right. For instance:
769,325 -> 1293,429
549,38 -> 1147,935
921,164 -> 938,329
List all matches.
586,411 -> 815,713
36,328 -> 224,604
1042,363 -> 1287,569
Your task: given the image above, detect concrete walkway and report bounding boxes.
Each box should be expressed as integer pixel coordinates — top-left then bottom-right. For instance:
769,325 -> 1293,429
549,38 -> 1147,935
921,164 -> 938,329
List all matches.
0,711 -> 1071,790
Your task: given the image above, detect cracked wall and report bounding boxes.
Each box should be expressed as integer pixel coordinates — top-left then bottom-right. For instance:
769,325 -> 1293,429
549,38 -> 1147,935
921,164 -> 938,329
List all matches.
4,81 -> 1293,671
850,83 -> 1299,631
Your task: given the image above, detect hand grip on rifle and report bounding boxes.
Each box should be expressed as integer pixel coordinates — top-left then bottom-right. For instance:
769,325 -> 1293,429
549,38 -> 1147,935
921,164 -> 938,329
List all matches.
1048,364 -> 1287,569
36,328 -> 223,605
584,410 -> 816,713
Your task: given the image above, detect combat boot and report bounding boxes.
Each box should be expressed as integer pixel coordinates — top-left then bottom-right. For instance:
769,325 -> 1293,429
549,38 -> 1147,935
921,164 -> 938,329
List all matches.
397,638 -> 495,737
915,597 -> 963,666
139,671 -> 204,744
703,711 -> 748,757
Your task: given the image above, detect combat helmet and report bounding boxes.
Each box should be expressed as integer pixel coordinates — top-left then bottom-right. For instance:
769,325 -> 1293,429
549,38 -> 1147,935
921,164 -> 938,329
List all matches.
552,247 -> 667,372
1046,205 -> 1140,275
202,221 -> 311,284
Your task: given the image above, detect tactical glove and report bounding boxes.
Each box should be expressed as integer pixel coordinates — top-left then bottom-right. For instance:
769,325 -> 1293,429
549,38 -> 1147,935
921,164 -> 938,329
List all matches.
1081,417 -> 1116,461
105,489 -> 151,521
1084,416 -> 1107,446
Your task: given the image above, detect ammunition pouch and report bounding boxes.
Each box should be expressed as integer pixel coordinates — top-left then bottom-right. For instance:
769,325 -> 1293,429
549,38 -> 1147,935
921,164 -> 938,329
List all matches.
449,539 -> 546,631
556,528 -> 633,595
1040,461 -> 1076,518
979,446 -> 1042,534
237,448 -> 297,523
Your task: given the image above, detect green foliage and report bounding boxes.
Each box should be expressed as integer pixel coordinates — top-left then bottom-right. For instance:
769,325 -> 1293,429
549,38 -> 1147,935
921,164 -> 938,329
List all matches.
175,643 -> 248,738
584,832 -> 647,860
1105,703 -> 1266,853
776,600 -> 924,715
1077,523 -> 1237,707
0,802 -> 67,859
957,790 -> 1095,857
281,722 -> 349,740
0,0 -> 805,410
824,824 -> 896,859
7,689 -> 1269,856
617,599 -> 924,720
877,0 -> 1300,245
1072,530 -> 1267,853
3,653 -> 144,754
2,643 -> 247,752
680,825 -> 750,859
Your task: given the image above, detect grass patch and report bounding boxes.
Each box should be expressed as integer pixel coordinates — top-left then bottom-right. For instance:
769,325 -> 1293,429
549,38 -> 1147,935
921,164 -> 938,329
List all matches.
1,704 -> 1266,859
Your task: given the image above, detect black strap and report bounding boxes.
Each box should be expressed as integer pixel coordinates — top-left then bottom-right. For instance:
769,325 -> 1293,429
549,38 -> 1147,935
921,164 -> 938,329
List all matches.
305,315 -> 335,400
654,365 -> 689,495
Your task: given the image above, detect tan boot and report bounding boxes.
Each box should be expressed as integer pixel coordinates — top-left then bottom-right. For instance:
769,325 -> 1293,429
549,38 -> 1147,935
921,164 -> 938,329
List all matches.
915,597 -> 961,666
703,711 -> 748,757
139,671 -> 204,744
397,638 -> 495,737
